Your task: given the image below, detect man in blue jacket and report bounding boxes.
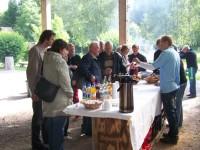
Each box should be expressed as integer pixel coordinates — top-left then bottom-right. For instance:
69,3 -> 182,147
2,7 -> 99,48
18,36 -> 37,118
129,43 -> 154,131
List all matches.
78,41 -> 102,136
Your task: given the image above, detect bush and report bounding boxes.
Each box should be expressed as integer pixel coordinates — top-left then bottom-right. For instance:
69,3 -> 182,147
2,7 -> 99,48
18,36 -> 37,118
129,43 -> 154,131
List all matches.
0,32 -> 27,63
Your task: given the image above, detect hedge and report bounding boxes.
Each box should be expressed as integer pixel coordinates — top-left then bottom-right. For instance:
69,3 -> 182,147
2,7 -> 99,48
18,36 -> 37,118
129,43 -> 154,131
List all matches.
0,32 -> 27,63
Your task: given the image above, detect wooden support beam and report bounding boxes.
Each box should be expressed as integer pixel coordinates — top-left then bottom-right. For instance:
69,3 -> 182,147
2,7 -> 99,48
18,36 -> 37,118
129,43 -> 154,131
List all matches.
41,0 -> 51,30
119,0 -> 127,45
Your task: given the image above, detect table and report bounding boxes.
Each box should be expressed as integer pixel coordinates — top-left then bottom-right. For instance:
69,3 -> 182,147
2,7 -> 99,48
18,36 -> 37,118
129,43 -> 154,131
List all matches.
63,81 -> 161,150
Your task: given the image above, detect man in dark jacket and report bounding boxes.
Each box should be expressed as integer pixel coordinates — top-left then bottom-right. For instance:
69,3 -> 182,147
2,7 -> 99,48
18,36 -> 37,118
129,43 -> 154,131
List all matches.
176,60 -> 187,127
98,41 -> 126,78
78,41 -> 102,136
128,44 -> 147,74
180,45 -> 198,98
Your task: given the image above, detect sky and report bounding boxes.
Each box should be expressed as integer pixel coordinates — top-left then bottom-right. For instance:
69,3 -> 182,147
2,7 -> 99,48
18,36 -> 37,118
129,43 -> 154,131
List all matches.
0,0 -> 9,12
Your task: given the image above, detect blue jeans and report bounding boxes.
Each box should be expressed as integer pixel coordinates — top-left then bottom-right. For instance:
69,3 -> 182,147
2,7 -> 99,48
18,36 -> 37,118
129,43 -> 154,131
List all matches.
161,90 -> 178,137
188,67 -> 197,96
176,83 -> 187,127
46,116 -> 66,150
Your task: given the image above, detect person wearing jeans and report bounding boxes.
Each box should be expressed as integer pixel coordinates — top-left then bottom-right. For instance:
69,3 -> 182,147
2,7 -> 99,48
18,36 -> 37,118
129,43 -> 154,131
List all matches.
180,46 -> 198,98
133,36 -> 180,144
46,116 -> 66,150
188,67 -> 197,97
26,30 -> 55,150
43,39 -> 73,150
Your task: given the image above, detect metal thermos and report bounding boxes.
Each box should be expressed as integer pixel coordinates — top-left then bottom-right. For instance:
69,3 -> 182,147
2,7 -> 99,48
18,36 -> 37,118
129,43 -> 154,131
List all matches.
117,75 -> 134,113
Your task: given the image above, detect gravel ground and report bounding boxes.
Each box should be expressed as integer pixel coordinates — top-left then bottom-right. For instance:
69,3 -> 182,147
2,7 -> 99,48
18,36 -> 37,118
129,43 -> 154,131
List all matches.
0,71 -> 199,150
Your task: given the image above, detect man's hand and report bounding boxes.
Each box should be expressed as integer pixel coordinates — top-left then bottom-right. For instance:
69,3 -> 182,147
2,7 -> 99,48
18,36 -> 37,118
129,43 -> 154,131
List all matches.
32,94 -> 39,102
72,80 -> 77,86
91,75 -> 96,83
105,68 -> 112,76
132,58 -> 141,64
69,65 -> 78,70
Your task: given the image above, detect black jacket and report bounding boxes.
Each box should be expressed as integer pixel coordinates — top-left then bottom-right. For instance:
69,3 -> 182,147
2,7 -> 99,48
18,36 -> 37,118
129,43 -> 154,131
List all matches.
78,53 -> 102,83
67,55 -> 81,73
180,60 -> 187,84
98,51 -> 127,76
180,50 -> 198,69
153,49 -> 162,74
128,53 -> 147,72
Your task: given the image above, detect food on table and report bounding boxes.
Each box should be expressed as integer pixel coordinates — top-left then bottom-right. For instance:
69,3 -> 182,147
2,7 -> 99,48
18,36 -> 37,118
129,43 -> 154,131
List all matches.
144,74 -> 159,84
81,100 -> 102,110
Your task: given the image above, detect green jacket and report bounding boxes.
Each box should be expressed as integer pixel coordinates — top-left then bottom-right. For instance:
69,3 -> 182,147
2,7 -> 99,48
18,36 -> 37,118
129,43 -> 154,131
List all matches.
43,51 -> 73,117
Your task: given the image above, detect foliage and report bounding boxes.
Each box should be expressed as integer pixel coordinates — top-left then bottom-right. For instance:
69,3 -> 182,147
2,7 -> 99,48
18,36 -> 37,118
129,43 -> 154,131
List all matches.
52,0 -> 117,47
0,32 -> 27,63
52,14 -> 70,41
98,29 -> 119,49
130,0 -> 200,49
0,0 -> 18,27
14,0 -> 41,42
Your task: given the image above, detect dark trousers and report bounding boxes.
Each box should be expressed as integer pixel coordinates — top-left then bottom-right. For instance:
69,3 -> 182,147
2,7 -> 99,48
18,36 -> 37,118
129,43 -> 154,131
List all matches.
64,116 -> 69,135
81,117 -> 92,136
188,67 -> 197,96
176,83 -> 187,127
161,90 -> 179,137
32,100 -> 48,148
46,116 -> 66,150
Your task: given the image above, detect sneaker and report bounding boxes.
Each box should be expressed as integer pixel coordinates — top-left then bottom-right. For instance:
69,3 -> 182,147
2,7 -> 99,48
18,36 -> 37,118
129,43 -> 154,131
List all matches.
65,135 -> 73,140
186,94 -> 191,97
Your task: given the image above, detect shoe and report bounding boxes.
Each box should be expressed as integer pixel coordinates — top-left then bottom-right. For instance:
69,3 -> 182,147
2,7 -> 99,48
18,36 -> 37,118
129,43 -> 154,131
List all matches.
65,135 -> 73,140
80,133 -> 86,137
160,136 -> 178,145
186,94 -> 191,97
162,133 -> 169,138
32,144 -> 49,150
188,95 -> 196,99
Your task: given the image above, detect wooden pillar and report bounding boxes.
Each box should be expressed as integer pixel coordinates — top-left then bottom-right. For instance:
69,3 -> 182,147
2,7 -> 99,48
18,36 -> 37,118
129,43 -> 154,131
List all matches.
41,0 -> 51,30
119,0 -> 127,45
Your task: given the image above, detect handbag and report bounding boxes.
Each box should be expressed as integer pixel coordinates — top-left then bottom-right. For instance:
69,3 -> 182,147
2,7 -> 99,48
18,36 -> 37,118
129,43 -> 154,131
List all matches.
35,63 -> 59,102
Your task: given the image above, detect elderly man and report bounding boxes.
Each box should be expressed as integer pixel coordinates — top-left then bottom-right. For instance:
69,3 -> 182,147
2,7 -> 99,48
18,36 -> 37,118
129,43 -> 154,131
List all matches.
133,36 -> 180,144
26,30 -> 56,150
180,45 -> 198,98
77,41 -> 102,136
128,44 -> 147,74
98,41 -> 126,78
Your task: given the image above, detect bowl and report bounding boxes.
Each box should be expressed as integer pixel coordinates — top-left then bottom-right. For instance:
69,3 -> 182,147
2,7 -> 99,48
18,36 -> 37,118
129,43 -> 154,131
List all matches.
81,100 -> 102,110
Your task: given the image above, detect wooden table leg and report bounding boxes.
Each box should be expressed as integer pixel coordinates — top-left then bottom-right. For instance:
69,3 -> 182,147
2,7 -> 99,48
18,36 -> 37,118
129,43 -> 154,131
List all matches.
92,118 -> 132,150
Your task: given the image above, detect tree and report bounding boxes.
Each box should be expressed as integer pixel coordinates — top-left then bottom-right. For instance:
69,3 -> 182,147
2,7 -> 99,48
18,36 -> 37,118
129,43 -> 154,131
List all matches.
52,14 -> 69,41
0,0 -> 18,27
14,0 -> 41,42
52,0 -> 117,47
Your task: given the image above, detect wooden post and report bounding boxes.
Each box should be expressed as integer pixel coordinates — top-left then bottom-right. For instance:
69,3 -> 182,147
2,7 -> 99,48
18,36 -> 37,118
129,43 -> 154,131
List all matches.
119,0 -> 127,45
41,0 -> 51,30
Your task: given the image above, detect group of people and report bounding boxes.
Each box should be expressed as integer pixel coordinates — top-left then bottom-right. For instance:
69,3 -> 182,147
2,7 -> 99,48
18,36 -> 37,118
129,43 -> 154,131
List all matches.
27,30 -> 198,150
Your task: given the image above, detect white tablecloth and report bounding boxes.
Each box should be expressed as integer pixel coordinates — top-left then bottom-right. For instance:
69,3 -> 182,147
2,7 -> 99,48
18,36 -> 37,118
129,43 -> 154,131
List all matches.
63,80 -> 161,150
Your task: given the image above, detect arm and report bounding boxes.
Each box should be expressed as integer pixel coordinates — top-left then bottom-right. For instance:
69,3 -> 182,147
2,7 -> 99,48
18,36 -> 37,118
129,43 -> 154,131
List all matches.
79,56 -> 93,81
26,48 -> 41,95
57,61 -> 73,97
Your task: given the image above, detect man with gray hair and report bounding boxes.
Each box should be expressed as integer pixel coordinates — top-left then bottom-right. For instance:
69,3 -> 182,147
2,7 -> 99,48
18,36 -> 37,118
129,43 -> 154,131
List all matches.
180,45 -> 198,98
76,41 -> 102,136
98,41 -> 126,78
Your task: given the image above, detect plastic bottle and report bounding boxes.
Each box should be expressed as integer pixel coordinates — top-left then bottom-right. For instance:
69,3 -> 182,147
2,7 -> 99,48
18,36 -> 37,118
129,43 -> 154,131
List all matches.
82,84 -> 87,100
